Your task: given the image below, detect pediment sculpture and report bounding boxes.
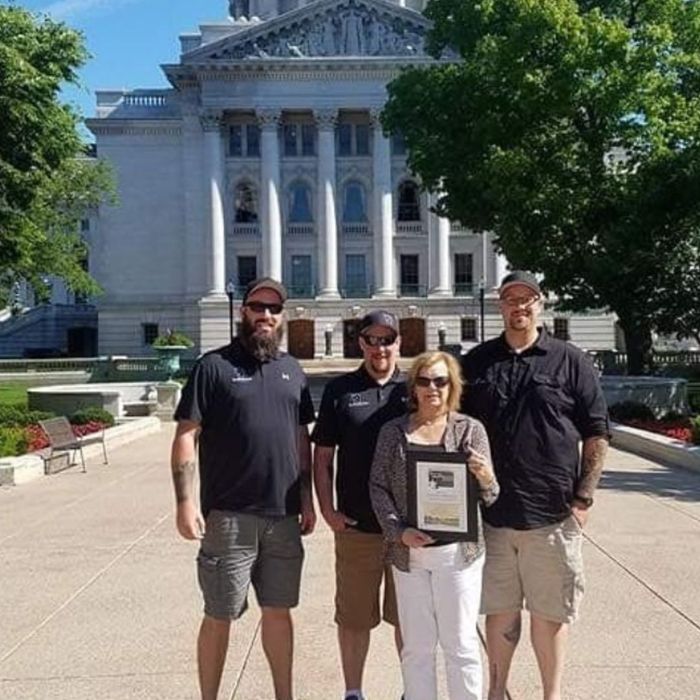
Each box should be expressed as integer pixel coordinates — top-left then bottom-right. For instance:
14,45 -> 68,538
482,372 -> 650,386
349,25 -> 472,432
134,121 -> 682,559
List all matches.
211,2 -> 431,59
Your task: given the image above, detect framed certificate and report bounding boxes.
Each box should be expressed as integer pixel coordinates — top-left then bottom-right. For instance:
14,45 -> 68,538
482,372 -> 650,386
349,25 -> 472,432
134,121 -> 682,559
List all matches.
406,450 -> 478,542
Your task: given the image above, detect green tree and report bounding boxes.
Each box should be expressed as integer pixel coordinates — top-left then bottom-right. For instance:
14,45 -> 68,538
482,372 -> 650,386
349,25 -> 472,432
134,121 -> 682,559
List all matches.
383,0 -> 700,374
0,4 -> 114,308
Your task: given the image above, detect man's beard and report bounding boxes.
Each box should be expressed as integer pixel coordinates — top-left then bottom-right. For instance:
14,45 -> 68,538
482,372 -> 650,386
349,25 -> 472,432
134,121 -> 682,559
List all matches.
239,316 -> 284,361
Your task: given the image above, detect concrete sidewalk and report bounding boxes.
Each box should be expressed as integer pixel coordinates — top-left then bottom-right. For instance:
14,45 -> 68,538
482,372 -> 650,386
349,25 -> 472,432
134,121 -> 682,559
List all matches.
1,424 -> 699,699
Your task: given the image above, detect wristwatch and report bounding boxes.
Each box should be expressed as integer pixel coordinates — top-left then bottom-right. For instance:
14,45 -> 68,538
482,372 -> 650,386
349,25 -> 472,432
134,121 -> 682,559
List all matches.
573,494 -> 594,509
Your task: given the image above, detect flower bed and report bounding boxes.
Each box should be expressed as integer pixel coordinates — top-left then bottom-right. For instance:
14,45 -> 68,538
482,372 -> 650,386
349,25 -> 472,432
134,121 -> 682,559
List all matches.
24,421 -> 109,452
622,418 -> 694,444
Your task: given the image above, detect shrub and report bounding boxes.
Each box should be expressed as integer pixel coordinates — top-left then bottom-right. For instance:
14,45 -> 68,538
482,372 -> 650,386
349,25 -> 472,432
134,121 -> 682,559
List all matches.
0,404 -> 55,428
691,416 -> 700,445
152,329 -> 194,348
609,401 -> 656,423
69,407 -> 115,427
0,426 -> 28,458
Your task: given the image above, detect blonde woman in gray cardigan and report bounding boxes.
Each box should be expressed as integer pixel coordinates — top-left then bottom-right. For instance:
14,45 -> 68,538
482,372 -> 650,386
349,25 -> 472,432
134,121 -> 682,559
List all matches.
370,350 -> 499,700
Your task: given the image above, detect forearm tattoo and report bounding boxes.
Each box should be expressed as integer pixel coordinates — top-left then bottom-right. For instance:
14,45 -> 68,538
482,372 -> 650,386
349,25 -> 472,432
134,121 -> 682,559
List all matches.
172,459 -> 196,503
578,437 -> 608,497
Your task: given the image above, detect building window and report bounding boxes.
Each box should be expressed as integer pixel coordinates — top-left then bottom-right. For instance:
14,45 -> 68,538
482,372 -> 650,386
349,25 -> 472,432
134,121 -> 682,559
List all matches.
454,253 -> 473,294
229,123 -> 260,157
345,254 -> 367,296
237,257 -> 257,287
288,181 -> 313,222
284,123 -> 315,157
337,121 -> 371,156
398,181 -> 421,221
461,317 -> 477,341
291,255 -> 313,297
143,323 -> 159,345
342,181 -> 367,222
234,183 -> 258,223
400,254 -> 419,295
554,318 -> 570,341
392,131 -> 407,156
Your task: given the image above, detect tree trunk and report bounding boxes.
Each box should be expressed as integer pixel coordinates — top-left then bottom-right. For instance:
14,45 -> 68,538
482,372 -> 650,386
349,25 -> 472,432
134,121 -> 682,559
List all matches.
619,319 -> 654,375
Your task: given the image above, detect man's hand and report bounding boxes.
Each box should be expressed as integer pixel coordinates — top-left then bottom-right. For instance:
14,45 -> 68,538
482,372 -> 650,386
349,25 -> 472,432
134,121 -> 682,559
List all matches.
401,527 -> 435,548
176,499 -> 205,540
321,508 -> 358,533
300,499 -> 317,535
571,503 -> 590,529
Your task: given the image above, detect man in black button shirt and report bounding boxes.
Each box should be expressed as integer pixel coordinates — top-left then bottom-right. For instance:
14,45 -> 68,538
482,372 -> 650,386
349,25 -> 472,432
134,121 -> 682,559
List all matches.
312,310 -> 407,700
461,271 -> 609,700
171,278 -> 316,700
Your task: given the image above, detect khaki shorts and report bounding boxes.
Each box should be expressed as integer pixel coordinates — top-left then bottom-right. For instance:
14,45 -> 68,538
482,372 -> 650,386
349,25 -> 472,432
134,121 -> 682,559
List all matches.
481,516 -> 585,624
197,511 -> 304,621
335,530 -> 399,628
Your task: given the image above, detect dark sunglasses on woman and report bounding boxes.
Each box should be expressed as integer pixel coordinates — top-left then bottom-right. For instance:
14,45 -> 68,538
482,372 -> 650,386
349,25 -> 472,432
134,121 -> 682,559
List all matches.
415,376 -> 450,388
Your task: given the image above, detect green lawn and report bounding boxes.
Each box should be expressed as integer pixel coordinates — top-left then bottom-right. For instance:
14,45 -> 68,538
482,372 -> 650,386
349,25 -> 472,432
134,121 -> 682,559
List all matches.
0,382 -> 30,407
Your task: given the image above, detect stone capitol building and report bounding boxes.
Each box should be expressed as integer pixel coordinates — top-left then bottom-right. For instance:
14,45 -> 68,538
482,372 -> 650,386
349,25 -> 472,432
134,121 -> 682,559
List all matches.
82,0 -> 616,359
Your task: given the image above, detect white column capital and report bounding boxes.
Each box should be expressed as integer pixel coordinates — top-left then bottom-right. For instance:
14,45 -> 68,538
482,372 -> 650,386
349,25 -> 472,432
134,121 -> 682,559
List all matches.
256,108 -> 282,130
200,109 -> 223,132
369,107 -> 385,128
314,108 -> 338,131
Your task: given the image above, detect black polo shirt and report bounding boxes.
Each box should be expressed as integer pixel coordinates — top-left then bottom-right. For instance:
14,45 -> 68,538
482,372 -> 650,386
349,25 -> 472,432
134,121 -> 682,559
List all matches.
175,339 -> 315,518
311,365 -> 407,533
461,329 -> 609,530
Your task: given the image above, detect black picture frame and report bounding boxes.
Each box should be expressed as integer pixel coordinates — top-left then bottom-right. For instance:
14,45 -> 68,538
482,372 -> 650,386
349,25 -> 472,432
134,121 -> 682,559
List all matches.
406,449 -> 478,542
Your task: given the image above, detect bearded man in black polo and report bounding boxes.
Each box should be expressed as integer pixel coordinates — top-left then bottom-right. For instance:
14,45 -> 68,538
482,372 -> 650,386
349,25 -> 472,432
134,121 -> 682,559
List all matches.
312,310 -> 407,700
171,278 -> 315,700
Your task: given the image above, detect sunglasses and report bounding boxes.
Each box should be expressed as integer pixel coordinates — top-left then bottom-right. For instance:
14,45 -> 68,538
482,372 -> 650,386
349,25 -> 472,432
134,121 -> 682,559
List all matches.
500,295 -> 540,308
246,301 -> 284,315
361,333 -> 397,347
415,376 -> 450,389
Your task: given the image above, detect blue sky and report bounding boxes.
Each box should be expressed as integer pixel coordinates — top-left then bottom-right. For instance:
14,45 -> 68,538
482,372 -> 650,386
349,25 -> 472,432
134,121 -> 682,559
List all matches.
20,0 -> 228,130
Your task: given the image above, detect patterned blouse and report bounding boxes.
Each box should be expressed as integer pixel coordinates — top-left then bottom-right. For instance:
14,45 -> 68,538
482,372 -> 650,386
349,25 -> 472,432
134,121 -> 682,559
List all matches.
370,411 -> 500,572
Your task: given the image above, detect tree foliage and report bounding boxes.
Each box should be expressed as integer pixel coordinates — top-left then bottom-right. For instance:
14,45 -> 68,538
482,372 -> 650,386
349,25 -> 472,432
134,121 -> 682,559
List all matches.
383,0 -> 700,373
0,4 -> 114,307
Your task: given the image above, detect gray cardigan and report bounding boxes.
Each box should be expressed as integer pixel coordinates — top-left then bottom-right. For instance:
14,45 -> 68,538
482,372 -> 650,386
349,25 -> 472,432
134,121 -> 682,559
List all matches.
370,412 -> 499,572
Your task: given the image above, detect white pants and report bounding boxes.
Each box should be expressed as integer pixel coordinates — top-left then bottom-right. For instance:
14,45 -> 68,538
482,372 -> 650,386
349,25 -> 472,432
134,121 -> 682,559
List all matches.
393,545 -> 485,700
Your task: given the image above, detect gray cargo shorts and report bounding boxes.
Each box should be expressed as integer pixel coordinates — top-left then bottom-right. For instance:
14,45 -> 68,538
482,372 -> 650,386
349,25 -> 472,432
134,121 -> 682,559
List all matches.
197,510 -> 304,620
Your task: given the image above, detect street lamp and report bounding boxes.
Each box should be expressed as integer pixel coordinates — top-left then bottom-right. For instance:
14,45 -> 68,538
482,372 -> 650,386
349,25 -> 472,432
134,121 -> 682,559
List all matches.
437,323 -> 447,349
479,279 -> 486,342
225,280 -> 236,341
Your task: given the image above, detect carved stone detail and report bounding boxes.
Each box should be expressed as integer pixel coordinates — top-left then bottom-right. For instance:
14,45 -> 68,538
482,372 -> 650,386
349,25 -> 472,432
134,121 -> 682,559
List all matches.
314,108 -> 338,130
256,108 -> 282,130
213,0 -> 431,60
200,110 -> 223,131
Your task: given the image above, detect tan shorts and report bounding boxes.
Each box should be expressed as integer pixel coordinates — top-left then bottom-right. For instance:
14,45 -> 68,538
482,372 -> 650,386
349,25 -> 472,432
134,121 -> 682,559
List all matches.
481,516 -> 585,624
335,530 -> 399,629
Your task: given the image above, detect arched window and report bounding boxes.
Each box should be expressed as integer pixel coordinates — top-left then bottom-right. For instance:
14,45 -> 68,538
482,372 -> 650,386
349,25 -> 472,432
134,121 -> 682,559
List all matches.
288,181 -> 313,222
342,180 -> 367,222
398,181 -> 421,221
234,183 -> 258,223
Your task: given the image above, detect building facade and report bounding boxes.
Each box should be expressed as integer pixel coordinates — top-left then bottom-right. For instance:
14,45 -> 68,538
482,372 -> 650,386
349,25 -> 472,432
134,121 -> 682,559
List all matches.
86,0 -> 616,358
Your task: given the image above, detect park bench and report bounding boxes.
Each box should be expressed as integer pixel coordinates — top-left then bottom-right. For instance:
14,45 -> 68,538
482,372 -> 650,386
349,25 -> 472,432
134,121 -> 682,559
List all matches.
38,417 -> 109,473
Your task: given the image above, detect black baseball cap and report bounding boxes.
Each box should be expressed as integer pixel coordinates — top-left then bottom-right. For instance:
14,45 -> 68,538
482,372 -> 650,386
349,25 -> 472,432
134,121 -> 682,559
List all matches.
243,277 -> 288,304
498,271 -> 542,297
359,310 -> 399,335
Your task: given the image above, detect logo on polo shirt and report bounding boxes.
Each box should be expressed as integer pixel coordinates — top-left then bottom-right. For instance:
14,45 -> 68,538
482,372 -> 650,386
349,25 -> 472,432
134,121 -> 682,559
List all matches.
282,373 -> 290,381
348,393 -> 370,408
230,367 -> 253,382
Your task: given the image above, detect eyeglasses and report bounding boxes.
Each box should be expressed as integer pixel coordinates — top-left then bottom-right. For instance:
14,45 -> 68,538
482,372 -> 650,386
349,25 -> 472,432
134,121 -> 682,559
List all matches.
246,301 -> 284,315
361,333 -> 397,347
415,376 -> 450,389
500,295 -> 540,308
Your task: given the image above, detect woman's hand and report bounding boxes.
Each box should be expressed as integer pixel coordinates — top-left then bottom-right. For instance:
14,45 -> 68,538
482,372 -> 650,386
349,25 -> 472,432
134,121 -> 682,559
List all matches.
401,527 -> 435,548
468,450 -> 496,490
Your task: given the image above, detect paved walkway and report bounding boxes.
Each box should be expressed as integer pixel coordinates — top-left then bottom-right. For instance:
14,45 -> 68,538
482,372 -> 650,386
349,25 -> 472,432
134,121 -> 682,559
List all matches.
1,420 -> 699,699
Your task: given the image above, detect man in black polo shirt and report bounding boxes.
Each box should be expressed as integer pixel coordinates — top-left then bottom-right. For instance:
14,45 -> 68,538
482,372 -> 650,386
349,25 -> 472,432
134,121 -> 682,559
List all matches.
461,271 -> 609,700
171,277 -> 316,700
312,310 -> 406,700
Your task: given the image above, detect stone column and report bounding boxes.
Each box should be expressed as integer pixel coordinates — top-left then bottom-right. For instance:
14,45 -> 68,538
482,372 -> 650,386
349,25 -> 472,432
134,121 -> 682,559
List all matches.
315,109 -> 339,298
257,109 -> 283,280
371,110 -> 395,297
492,234 -> 509,289
201,110 -> 226,295
432,192 -> 451,295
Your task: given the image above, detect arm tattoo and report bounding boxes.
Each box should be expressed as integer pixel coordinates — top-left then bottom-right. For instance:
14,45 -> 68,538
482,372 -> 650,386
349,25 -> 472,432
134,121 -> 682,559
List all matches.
578,436 -> 608,497
172,459 -> 196,503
